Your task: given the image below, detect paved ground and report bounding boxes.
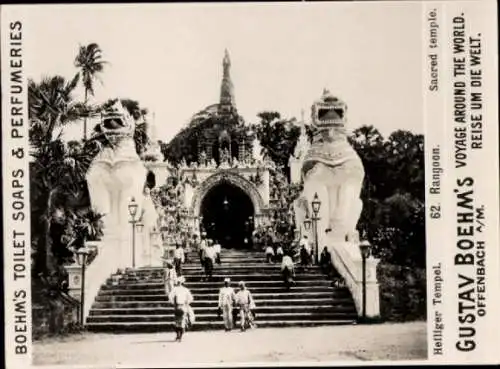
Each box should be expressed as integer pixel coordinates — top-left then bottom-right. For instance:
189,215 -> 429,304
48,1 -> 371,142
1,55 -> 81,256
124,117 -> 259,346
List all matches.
34,321 -> 427,366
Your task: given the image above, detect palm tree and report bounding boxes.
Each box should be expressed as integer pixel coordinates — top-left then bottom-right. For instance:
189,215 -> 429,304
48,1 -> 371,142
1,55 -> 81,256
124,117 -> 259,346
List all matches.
28,74 -> 82,147
29,75 -> 103,275
74,43 -> 106,140
31,138 -> 95,274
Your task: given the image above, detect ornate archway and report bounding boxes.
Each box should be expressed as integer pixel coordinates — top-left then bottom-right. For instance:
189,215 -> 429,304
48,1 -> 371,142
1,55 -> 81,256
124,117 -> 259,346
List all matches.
191,171 -> 264,248
190,171 -> 265,217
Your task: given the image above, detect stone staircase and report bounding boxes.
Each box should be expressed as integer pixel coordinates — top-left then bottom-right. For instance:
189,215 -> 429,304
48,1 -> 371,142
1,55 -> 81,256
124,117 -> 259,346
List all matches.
86,248 -> 358,332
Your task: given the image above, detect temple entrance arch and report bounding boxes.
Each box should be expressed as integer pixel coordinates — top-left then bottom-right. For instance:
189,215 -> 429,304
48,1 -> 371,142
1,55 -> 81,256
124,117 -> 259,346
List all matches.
201,183 -> 254,248
190,171 -> 265,249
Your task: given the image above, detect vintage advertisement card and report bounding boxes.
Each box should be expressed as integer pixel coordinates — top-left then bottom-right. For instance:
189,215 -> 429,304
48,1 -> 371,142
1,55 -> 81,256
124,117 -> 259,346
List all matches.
1,1 -> 499,367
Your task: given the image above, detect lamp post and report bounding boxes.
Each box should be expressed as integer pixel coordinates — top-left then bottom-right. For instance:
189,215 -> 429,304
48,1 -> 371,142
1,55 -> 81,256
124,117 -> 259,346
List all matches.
311,193 -> 321,264
359,240 -> 372,320
128,197 -> 139,268
75,247 -> 90,325
303,215 -> 311,233
136,214 -> 144,264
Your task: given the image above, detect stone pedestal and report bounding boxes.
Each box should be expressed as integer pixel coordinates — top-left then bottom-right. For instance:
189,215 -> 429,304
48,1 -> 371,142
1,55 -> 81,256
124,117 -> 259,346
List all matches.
66,265 -> 83,302
364,258 -> 381,318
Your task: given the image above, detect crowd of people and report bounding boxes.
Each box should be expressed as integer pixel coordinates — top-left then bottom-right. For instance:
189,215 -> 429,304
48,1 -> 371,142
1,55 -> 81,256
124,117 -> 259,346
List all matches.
166,232 -> 222,281
162,229 -> 336,342
165,274 -> 257,342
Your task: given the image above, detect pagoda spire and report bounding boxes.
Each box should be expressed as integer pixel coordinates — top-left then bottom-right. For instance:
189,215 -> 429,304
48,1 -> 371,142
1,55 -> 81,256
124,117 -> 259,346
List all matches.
219,49 -> 236,115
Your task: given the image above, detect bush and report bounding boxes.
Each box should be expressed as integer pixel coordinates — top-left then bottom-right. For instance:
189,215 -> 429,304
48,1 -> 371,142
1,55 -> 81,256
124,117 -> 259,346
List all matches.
32,278 -> 82,340
377,262 -> 426,321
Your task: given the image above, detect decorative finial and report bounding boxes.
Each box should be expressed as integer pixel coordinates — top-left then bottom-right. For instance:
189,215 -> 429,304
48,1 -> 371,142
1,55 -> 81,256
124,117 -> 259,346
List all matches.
219,48 -> 236,113
223,48 -> 230,66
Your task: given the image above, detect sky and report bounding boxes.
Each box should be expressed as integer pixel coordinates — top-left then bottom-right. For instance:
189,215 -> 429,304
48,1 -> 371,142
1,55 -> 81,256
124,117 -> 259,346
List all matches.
18,2 -> 423,142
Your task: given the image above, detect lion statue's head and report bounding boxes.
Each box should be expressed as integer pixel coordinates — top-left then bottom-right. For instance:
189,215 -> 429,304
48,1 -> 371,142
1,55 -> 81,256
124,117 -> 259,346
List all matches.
311,89 -> 347,130
99,99 -> 135,137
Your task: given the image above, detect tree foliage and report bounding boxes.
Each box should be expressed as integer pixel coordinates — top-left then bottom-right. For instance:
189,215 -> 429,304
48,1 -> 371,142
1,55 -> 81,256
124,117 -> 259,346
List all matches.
30,45 -> 151,301
162,108 -> 244,166
349,126 -> 425,268
75,42 -> 106,140
74,42 -> 106,97
28,75 -> 83,145
252,111 -> 301,179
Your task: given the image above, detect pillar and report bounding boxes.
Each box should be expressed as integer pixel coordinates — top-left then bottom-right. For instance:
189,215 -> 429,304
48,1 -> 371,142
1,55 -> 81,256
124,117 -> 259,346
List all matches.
206,141 -> 213,161
238,139 -> 245,162
197,140 -> 203,164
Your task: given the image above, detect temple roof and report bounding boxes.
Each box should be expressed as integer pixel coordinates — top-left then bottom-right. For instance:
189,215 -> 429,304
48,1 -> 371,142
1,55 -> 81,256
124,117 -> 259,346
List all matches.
183,50 -> 241,131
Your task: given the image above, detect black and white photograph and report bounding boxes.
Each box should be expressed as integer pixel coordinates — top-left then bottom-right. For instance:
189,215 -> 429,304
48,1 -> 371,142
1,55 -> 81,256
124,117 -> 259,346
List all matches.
1,1 -> 498,367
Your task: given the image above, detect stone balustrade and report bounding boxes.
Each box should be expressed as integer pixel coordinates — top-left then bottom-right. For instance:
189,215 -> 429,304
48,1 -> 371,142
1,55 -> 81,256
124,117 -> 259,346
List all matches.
327,240 -> 380,318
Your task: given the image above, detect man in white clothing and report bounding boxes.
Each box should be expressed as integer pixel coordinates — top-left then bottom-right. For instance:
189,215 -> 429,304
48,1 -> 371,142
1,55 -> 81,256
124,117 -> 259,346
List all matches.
265,245 -> 274,263
203,241 -> 217,280
235,281 -> 256,331
164,260 -> 177,299
199,235 -> 207,266
281,253 -> 296,289
213,240 -> 222,265
169,276 -> 193,342
173,243 -> 185,276
218,278 -> 235,331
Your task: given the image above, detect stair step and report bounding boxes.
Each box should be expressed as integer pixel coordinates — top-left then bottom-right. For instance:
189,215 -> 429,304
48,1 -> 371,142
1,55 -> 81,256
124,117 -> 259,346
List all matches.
106,276 -> 328,286
86,319 -> 356,332
101,280 -> 333,291
89,246 -> 357,332
89,305 -> 356,316
95,290 -> 349,302
99,286 -> 338,297
91,297 -> 352,309
87,311 -> 357,323
128,265 -> 321,273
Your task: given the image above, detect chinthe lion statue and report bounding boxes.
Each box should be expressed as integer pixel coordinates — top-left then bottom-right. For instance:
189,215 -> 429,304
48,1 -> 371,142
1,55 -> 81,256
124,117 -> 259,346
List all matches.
294,90 -> 364,243
86,100 -> 147,226
85,100 -> 158,268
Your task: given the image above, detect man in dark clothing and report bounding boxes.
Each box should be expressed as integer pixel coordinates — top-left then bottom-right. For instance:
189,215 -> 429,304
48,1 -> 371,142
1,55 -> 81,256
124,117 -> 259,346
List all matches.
320,246 -> 333,276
